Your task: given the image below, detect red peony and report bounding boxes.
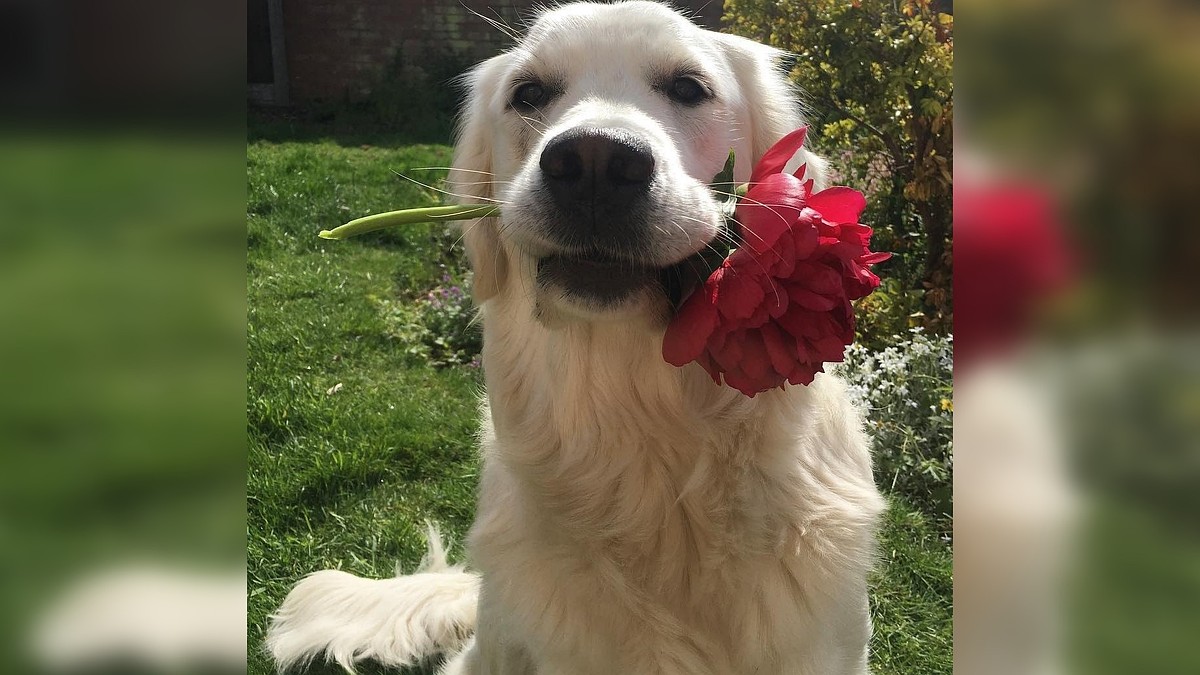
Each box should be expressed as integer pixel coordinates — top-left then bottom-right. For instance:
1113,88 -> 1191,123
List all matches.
953,179 -> 1075,370
662,127 -> 890,397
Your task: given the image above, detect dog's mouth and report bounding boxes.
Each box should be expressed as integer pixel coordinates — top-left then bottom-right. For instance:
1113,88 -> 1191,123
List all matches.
536,254 -> 657,306
535,243 -> 726,310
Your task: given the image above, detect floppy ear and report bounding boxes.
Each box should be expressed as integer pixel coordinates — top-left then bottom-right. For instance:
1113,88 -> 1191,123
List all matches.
716,33 -> 829,190
450,55 -> 510,303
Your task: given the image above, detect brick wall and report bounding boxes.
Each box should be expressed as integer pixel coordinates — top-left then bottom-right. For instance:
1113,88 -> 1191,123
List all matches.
282,0 -> 723,102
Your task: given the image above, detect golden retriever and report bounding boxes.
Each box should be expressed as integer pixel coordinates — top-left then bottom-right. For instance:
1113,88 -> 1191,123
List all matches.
268,3 -> 883,673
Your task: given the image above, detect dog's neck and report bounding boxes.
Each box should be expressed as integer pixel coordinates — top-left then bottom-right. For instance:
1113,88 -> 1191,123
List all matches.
477,289 -> 815,565
481,296 -> 756,443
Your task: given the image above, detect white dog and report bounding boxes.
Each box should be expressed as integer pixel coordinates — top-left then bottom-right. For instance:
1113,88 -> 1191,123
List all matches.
268,3 -> 884,674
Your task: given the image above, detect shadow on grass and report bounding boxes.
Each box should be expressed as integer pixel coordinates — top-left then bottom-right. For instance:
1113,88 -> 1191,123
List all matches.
250,653 -> 443,675
294,657 -> 442,675
249,106 -> 454,149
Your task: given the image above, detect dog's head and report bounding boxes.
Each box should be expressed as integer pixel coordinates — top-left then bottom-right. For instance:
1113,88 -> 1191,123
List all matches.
451,1 -> 825,325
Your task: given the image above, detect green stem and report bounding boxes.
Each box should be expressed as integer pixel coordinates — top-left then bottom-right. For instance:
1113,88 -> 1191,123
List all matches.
318,204 -> 501,240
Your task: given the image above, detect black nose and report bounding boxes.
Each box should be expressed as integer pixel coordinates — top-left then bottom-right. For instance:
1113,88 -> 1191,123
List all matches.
539,128 -> 655,215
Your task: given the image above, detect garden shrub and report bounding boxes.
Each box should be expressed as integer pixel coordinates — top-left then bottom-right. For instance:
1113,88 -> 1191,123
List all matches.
415,272 -> 481,368
724,0 -> 953,340
379,269 -> 481,369
840,328 -> 953,530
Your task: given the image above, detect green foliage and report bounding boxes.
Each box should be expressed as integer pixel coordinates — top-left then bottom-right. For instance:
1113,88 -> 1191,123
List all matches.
359,50 -> 475,142
870,499 -> 953,675
724,0 -> 953,339
248,50 -> 474,147
854,277 -> 927,351
378,269 -> 483,369
841,329 -> 953,534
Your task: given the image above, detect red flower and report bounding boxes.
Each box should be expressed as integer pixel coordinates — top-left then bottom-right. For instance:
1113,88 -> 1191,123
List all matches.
953,179 -> 1075,369
662,127 -> 890,397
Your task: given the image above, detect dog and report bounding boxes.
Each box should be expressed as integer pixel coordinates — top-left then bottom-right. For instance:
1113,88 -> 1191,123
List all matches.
267,2 -> 884,673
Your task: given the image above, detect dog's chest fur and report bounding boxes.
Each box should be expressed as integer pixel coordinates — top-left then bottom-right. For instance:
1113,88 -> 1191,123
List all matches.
463,296 -> 883,674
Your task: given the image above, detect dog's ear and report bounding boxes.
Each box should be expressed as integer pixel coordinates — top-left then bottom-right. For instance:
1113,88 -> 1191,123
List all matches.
451,55 -> 511,303
715,33 -> 829,190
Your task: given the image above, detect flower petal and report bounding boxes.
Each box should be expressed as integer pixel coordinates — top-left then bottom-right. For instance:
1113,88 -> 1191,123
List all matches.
787,285 -> 839,311
662,293 -> 718,366
813,334 -> 849,362
790,261 -> 842,295
787,363 -> 821,386
716,269 -> 767,321
739,331 -> 773,381
792,215 -> 820,259
749,126 -> 809,184
697,352 -> 722,383
707,322 -> 733,353
776,308 -> 828,341
761,278 -> 789,318
715,329 -> 744,366
721,369 -> 763,397
806,187 -> 867,224
736,173 -> 808,254
838,222 -> 874,245
760,321 -> 797,376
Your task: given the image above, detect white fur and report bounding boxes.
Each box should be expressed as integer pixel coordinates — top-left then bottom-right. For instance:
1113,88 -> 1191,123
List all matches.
33,565 -> 246,671
268,526 -> 479,672
268,3 -> 882,674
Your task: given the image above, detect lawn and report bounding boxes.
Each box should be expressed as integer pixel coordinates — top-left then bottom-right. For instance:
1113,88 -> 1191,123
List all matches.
246,131 -> 952,675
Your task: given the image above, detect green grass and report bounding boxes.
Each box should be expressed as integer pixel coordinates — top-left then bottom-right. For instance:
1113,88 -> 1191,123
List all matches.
246,132 -> 951,675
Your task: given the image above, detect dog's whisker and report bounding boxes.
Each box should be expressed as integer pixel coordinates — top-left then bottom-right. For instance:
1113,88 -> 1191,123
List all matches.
516,113 -> 550,135
451,216 -> 488,252
463,5 -> 524,45
667,212 -> 787,306
652,222 -> 676,246
487,6 -> 524,40
392,170 -> 511,205
445,180 -> 517,189
706,188 -> 804,250
665,218 -> 694,250
413,166 -> 499,177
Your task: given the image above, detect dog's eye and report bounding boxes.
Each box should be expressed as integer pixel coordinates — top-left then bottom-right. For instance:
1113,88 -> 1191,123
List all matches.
668,76 -> 709,105
512,82 -> 548,109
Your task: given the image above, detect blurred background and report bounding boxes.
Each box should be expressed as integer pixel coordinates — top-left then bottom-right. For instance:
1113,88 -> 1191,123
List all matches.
0,0 -> 247,673
955,0 -> 1200,673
